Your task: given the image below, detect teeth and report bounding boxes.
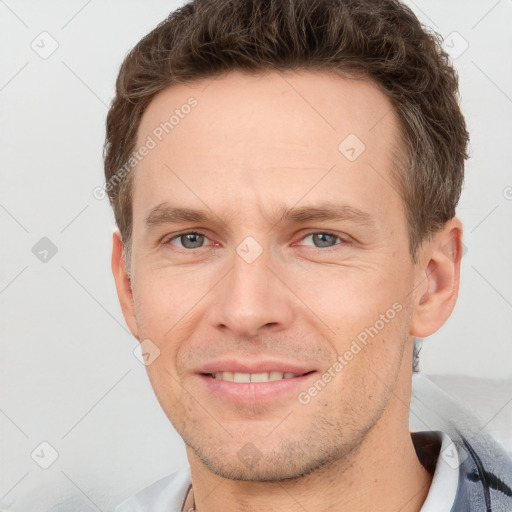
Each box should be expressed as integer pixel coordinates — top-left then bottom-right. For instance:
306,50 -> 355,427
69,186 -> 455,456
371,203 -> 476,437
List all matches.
250,372 -> 269,383
212,371 -> 299,382
214,371 -> 233,381
233,372 -> 251,383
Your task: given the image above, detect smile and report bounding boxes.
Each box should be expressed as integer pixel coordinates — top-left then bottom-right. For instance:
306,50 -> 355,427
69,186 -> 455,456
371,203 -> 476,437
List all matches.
210,371 -> 301,382
199,367 -> 318,404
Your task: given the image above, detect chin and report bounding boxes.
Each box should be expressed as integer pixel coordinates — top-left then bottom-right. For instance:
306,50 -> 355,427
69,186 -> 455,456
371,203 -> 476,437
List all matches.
190,438 -> 349,482
199,457 -> 320,482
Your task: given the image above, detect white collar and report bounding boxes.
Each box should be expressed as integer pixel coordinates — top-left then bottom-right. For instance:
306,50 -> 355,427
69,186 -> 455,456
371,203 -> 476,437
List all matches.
419,431 -> 459,512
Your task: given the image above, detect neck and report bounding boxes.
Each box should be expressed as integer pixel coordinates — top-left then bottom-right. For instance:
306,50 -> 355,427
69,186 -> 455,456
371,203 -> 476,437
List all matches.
186,390 -> 432,512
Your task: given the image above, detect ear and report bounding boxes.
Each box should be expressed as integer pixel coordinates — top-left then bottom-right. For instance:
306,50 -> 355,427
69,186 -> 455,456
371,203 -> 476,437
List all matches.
409,217 -> 464,338
111,228 -> 139,340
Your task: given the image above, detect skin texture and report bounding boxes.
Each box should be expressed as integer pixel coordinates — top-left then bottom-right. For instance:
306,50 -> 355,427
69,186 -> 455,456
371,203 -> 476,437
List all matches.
112,70 -> 463,511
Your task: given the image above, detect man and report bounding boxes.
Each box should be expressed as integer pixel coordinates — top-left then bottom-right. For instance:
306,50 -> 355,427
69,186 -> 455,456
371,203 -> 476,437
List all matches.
104,0 -> 512,510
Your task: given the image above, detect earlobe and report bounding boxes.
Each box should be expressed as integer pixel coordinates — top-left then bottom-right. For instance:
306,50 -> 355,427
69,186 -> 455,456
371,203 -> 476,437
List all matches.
111,229 -> 139,340
409,218 -> 463,338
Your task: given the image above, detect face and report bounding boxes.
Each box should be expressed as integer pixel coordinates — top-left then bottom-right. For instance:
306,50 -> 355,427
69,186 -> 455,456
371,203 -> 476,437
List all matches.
123,70 -> 423,480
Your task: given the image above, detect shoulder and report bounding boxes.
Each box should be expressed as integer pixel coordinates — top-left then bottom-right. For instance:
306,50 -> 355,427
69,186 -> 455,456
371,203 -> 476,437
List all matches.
114,467 -> 191,512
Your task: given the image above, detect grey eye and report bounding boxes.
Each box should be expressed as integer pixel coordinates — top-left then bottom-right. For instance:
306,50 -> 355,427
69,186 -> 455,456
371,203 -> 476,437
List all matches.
311,233 -> 339,247
179,233 -> 205,249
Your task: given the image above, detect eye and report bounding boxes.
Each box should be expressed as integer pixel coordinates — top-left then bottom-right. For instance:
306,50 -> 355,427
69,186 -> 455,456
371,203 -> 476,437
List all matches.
165,232 -> 211,249
300,232 -> 343,248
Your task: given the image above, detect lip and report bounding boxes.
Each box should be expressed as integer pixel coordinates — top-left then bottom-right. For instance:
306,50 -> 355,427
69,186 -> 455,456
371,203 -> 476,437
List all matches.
196,359 -> 318,403
199,372 -> 318,403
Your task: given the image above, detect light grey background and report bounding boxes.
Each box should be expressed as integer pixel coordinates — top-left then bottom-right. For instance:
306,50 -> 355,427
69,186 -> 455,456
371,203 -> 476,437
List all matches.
1,0 -> 511,511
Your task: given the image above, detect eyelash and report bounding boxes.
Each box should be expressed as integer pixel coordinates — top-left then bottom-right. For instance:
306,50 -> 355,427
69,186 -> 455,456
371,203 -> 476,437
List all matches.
162,230 -> 347,249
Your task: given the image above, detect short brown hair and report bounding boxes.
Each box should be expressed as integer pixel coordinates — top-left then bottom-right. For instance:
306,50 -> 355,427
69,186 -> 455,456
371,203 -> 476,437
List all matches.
104,0 -> 469,265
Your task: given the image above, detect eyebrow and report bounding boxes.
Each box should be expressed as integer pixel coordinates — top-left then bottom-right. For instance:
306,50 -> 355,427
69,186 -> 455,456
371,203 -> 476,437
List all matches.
277,204 -> 377,229
146,204 -> 210,226
145,203 -> 377,230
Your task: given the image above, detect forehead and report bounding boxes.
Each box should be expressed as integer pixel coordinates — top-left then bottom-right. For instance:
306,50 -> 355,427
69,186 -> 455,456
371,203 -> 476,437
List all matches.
133,70 -> 404,227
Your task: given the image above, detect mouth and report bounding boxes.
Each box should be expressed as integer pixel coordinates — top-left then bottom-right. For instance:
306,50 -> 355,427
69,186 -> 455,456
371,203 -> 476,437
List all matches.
197,364 -> 318,404
207,370 -> 313,383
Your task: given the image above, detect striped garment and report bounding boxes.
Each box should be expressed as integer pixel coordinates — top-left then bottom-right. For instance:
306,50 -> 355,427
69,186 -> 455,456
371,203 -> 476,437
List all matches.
411,375 -> 512,511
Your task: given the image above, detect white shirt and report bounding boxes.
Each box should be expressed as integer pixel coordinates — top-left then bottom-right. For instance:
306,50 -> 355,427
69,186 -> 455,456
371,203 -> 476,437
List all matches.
419,431 -> 459,512
115,431 -> 459,512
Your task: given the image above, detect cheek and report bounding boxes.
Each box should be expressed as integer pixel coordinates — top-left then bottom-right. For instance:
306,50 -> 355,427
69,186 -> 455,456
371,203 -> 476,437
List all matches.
288,264 -> 412,396
284,261 -> 405,335
132,267 -> 213,337
325,305 -> 412,422
130,276 -> 191,397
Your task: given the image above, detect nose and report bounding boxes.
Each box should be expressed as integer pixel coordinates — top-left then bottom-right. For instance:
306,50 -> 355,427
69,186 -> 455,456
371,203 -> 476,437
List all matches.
208,248 -> 295,337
